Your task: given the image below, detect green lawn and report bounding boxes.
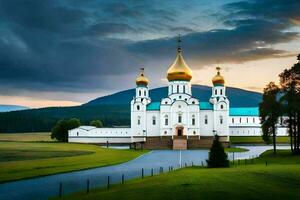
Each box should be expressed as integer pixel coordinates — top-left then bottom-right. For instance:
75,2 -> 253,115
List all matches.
60,150 -> 300,200
225,147 -> 249,152
0,132 -> 54,142
0,141 -> 147,183
230,136 -> 290,144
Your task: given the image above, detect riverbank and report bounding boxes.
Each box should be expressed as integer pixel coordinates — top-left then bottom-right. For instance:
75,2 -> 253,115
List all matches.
59,150 -> 300,200
0,141 -> 147,183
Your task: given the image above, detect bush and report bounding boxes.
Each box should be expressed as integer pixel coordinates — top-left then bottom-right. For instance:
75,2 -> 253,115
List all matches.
207,135 -> 229,168
90,119 -> 103,128
51,118 -> 81,142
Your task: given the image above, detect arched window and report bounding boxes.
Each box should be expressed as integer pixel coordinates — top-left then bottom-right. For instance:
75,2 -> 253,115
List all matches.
183,85 -> 185,93
137,116 -> 141,125
253,117 -> 255,123
137,105 -> 140,110
139,90 -> 141,96
220,116 -> 223,124
178,114 -> 182,123
164,115 -> 168,126
246,118 -> 249,123
215,90 -> 217,95
204,115 -> 208,124
240,118 -> 242,123
177,85 -> 179,93
152,116 -> 156,125
144,91 -> 146,96
232,118 -> 234,123
220,104 -> 224,109
220,89 -> 223,95
192,115 -> 195,126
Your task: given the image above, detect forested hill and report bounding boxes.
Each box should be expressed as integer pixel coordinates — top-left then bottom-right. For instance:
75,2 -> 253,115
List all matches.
85,85 -> 262,107
0,85 -> 262,133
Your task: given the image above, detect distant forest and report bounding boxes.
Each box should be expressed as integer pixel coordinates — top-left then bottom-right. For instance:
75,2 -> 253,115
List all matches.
0,105 -> 130,133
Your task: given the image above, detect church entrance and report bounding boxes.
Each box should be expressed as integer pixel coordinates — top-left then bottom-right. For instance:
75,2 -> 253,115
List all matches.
176,126 -> 184,136
173,126 -> 187,149
177,129 -> 183,136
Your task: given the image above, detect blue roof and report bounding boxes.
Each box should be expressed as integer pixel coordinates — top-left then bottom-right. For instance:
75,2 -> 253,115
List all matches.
146,102 -> 160,110
229,107 -> 259,116
199,102 -> 213,110
146,102 -> 259,116
147,101 -> 214,110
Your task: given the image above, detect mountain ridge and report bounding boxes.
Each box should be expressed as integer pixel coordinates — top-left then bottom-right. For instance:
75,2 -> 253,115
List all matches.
85,85 -> 262,107
0,105 -> 29,112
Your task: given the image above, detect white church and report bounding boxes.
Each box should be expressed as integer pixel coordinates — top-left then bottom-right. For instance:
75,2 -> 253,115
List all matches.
69,40 -> 288,149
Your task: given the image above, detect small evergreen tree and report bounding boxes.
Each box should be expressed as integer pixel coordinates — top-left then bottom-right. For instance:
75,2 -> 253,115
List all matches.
90,119 -> 103,128
206,135 -> 229,168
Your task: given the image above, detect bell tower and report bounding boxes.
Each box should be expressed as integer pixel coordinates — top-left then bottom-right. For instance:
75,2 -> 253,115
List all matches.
130,68 -> 150,137
210,67 -> 229,139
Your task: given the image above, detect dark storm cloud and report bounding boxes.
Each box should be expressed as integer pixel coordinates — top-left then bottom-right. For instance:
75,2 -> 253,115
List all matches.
0,0 -> 299,98
130,18 -> 298,64
224,0 -> 300,23
0,0 -> 143,94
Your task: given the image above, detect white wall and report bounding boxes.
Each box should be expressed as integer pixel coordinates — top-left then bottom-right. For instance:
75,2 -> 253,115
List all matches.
68,127 -> 145,143
199,111 -> 214,136
146,111 -> 160,136
229,116 -> 288,136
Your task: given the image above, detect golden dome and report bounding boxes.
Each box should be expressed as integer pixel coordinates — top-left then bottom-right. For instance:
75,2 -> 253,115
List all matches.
136,68 -> 149,86
167,47 -> 192,81
212,67 -> 225,86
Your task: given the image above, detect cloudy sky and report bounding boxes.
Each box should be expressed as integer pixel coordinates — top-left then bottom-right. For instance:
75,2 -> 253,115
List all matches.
0,0 -> 299,108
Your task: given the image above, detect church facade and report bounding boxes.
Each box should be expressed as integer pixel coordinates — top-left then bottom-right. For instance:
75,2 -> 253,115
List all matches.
69,42 -> 288,149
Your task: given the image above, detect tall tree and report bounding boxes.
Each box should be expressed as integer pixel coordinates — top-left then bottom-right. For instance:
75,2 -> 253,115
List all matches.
259,82 -> 281,154
51,118 -> 81,142
279,54 -> 300,155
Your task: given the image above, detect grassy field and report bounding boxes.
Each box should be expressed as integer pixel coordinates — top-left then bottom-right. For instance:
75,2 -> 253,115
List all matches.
0,132 -> 54,142
230,136 -> 290,144
60,150 -> 300,200
0,141 -> 147,183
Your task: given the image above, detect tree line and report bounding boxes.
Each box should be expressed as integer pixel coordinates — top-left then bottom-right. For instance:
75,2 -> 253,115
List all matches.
0,105 -> 130,133
260,54 -> 300,155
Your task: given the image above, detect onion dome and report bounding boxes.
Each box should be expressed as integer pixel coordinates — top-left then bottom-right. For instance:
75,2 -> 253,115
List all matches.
212,67 -> 225,86
136,68 -> 149,86
167,36 -> 192,82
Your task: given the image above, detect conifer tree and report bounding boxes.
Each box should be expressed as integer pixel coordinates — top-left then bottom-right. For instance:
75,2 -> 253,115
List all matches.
207,135 -> 229,168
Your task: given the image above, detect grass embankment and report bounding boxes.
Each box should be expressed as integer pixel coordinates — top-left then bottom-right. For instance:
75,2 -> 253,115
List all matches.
225,147 -> 248,152
230,136 -> 290,144
0,141 -> 147,183
61,150 -> 300,200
